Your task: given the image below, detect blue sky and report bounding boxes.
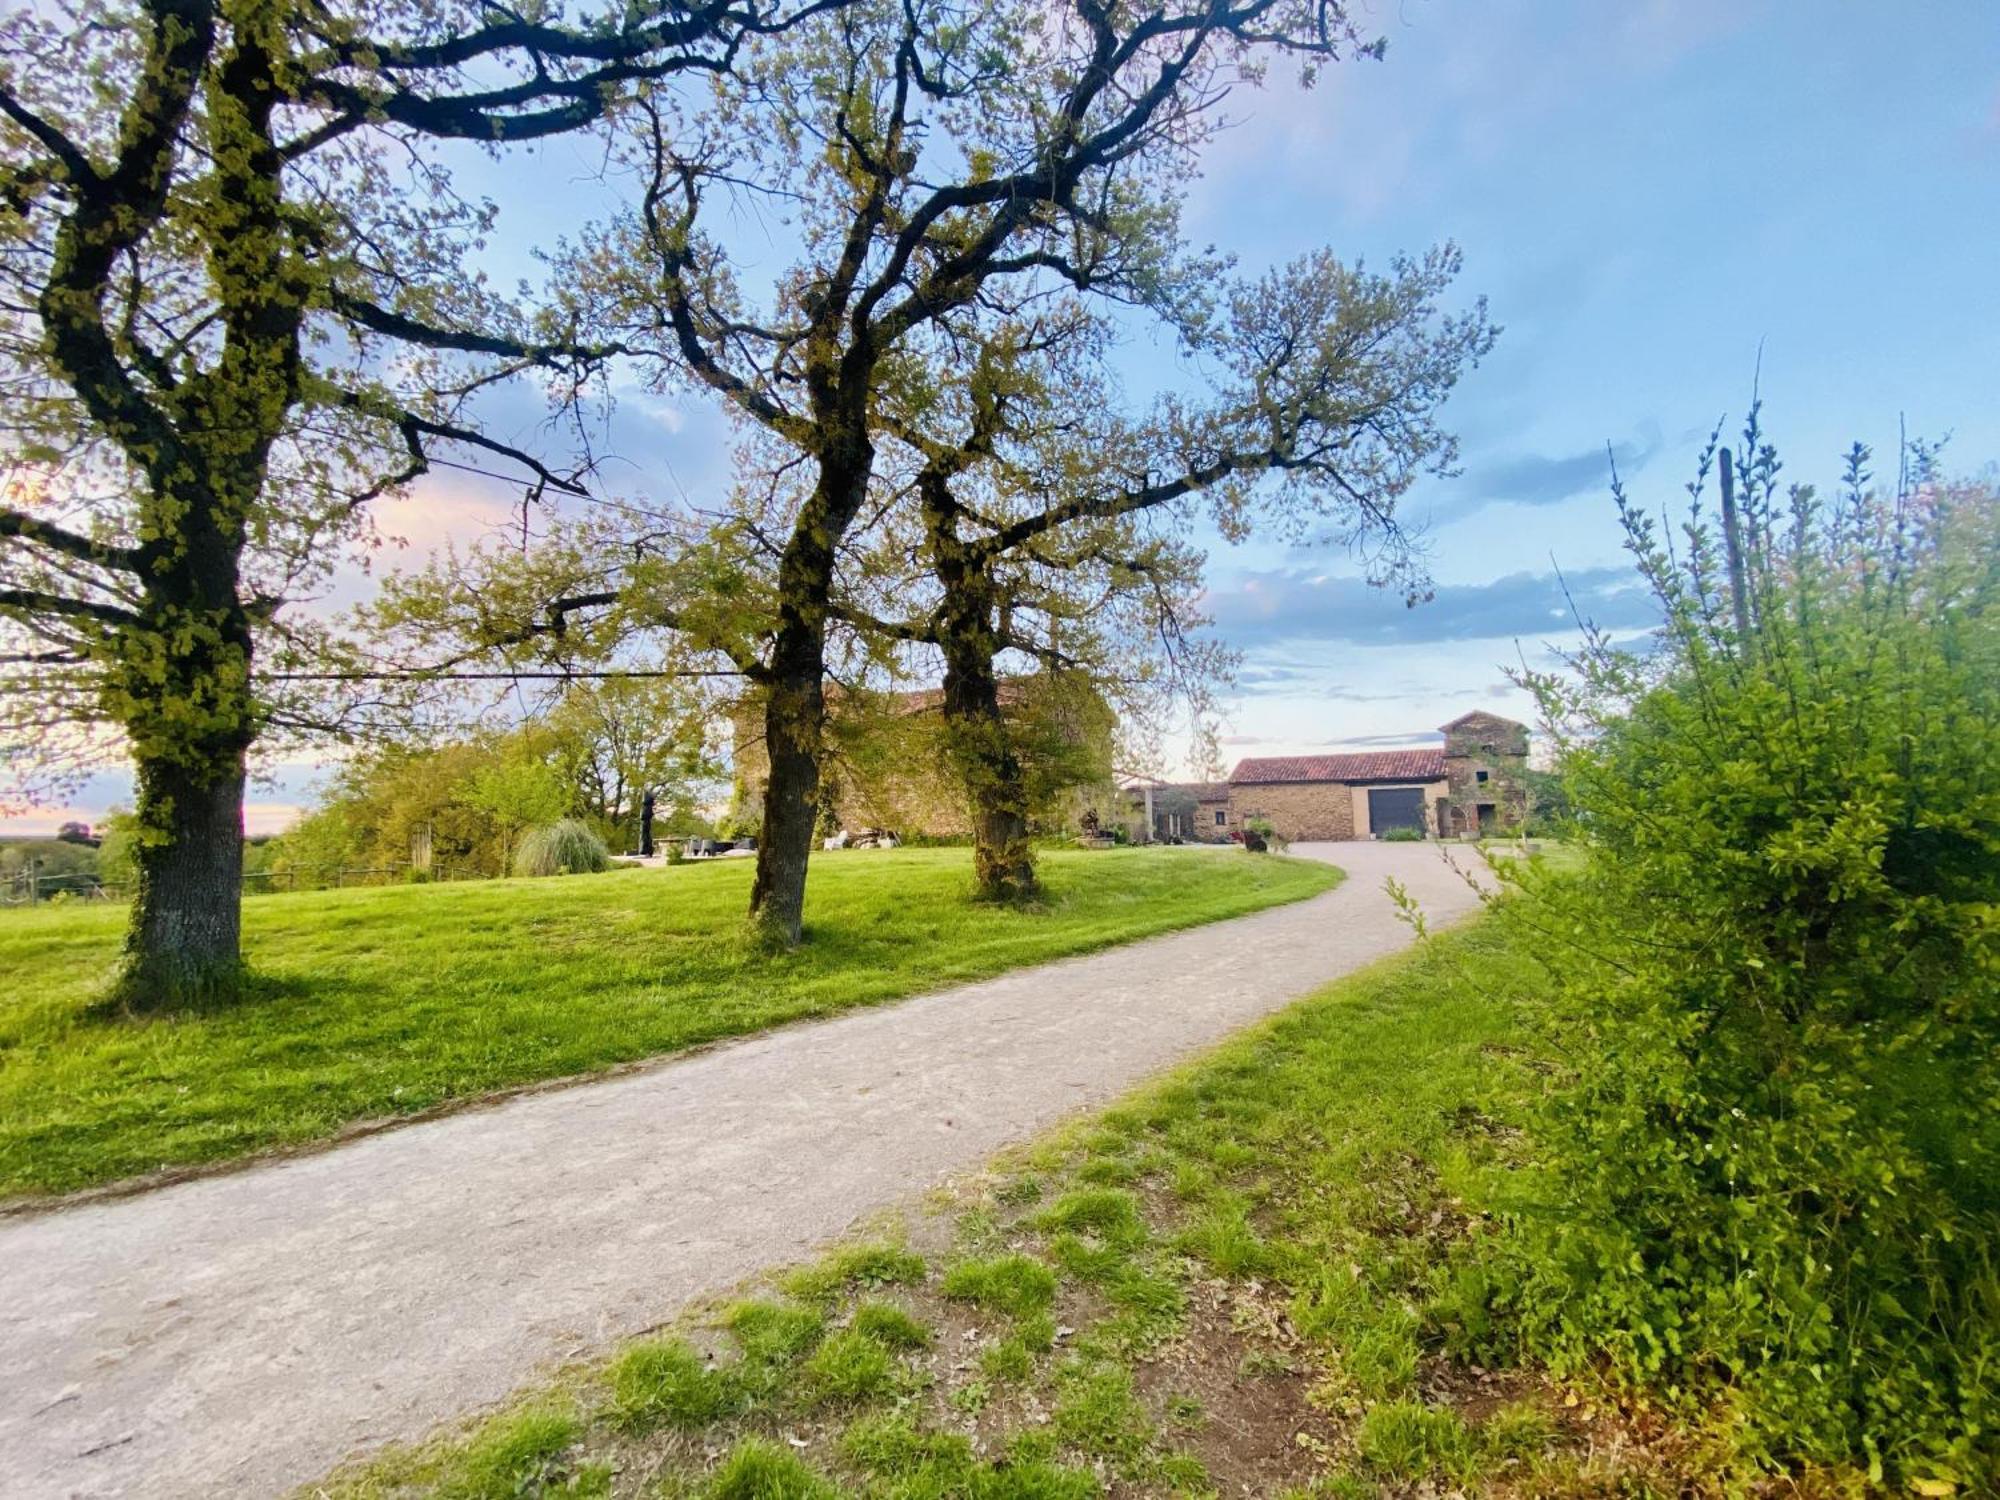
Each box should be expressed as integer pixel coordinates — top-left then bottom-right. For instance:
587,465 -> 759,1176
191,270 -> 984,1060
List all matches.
6,0 -> 1996,833
1178,0 -> 2000,760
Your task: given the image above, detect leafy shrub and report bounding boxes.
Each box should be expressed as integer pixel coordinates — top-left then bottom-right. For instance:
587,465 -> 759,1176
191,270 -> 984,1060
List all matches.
1480,425 -> 1999,1489
1378,825 -> 1423,842
512,819 -> 610,877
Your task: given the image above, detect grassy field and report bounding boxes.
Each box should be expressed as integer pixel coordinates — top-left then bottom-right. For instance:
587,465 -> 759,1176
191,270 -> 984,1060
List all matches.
0,846 -> 1335,1202
315,911 -> 1761,1500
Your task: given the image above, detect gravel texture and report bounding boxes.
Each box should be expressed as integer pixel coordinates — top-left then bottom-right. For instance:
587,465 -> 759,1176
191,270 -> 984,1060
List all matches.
0,842 -> 1486,1498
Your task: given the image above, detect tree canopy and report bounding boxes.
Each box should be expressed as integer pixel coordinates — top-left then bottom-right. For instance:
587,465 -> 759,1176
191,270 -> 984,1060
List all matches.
0,0 -> 834,999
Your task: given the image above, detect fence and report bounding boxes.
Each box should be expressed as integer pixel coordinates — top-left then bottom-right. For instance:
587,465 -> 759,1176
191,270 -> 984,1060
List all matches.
0,862 -> 497,909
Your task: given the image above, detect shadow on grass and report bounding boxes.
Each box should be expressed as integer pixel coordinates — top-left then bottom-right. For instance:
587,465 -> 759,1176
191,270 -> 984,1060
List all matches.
83,967 -> 352,1026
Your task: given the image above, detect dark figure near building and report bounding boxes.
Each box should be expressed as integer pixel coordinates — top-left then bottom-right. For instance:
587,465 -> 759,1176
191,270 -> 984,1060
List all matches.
640,791 -> 656,858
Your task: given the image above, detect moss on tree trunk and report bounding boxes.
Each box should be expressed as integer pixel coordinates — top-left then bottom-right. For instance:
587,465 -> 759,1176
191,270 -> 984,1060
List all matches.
120,749 -> 248,1006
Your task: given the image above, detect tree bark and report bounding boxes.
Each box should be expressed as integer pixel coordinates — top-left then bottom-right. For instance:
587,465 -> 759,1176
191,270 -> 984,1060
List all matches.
916,463 -> 1039,901
934,546 -> 1037,899
121,747 -> 248,1005
942,627 -> 1038,902
748,620 -> 828,945
748,428 -> 870,945
112,513 -> 259,1005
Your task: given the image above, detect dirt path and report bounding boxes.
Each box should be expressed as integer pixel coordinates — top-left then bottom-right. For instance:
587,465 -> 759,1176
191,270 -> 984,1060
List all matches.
0,843 -> 1485,1499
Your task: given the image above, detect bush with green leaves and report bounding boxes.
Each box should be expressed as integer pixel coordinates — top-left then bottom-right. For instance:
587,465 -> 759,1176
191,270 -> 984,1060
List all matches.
1477,422 -> 1998,1490
512,819 -> 612,878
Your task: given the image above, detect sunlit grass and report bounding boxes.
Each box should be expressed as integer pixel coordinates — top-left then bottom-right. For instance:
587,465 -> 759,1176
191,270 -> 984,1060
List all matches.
0,846 -> 1336,1198
315,915 -> 1768,1500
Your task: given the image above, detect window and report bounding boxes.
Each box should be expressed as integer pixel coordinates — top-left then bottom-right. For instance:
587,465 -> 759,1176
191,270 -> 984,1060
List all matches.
1214,809 -> 1227,826
1475,769 -> 1489,784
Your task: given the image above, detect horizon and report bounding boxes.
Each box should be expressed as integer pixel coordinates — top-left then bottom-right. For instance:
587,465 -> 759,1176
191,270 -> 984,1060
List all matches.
5,1 -> 1996,837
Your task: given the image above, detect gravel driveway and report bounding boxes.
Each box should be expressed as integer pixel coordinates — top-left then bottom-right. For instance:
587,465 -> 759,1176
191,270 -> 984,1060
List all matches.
0,841 -> 1486,1499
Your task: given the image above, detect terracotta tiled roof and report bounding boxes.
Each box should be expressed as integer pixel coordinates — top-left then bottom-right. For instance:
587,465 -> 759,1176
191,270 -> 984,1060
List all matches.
1229,749 -> 1446,784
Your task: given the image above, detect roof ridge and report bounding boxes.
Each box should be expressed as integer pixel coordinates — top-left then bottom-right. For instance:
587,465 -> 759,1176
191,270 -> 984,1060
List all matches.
1227,747 -> 1448,785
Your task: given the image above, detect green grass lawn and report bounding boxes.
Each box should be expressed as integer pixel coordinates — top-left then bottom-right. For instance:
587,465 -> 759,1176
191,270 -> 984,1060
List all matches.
319,911 -> 1752,1500
0,846 -> 1336,1201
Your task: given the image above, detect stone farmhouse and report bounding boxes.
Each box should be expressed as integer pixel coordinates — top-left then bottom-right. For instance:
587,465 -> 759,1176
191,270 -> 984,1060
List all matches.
729,678 -> 1114,840
1132,710 -> 1530,843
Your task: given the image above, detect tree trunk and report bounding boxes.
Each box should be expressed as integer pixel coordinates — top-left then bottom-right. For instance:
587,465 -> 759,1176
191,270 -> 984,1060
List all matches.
749,431 -> 869,945
103,21 -> 293,1007
939,594 -> 1038,903
914,462 -> 1039,901
949,667 -> 1038,901
120,747 -> 248,1006
748,623 -> 827,946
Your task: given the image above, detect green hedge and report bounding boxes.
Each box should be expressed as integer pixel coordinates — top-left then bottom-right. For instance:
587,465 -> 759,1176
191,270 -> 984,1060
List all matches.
1468,431 -> 1998,1491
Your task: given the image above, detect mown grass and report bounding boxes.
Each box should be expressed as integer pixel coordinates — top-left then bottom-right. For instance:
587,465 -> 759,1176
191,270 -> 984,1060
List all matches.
312,911 -> 1783,1500
0,846 -> 1335,1200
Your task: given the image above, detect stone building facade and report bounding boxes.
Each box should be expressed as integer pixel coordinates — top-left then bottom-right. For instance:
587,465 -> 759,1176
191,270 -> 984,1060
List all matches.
1209,712 -> 1531,843
1436,710 -> 1531,837
1224,748 -> 1450,841
1125,781 -> 1232,842
729,679 -> 1113,840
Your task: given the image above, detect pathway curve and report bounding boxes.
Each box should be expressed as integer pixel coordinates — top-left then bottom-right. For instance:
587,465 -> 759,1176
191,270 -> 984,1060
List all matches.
0,842 -> 1484,1499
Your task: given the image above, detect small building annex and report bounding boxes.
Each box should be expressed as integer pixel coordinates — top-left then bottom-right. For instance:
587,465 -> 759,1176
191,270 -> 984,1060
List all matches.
1135,710 -> 1530,843
1225,710 -> 1529,841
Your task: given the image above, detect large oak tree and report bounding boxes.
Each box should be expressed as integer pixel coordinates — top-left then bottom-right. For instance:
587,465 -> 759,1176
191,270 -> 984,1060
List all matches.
563,0 -> 1404,944
0,0 -> 835,1002
853,249 -> 1493,898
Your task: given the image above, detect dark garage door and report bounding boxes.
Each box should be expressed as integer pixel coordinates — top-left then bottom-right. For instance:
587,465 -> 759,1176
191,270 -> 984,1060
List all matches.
1367,787 -> 1426,837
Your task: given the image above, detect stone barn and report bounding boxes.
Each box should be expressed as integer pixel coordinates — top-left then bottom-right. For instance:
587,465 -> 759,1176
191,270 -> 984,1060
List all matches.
729,678 -> 1114,840
1220,711 -> 1530,842
1224,747 -> 1450,841
1436,709 -> 1531,837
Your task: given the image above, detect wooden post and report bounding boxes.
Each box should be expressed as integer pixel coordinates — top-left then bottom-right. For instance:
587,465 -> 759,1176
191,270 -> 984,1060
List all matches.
1718,447 -> 1752,642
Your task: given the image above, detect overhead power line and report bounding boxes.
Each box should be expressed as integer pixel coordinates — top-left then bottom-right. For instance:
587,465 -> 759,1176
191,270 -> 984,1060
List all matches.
261,668 -> 743,682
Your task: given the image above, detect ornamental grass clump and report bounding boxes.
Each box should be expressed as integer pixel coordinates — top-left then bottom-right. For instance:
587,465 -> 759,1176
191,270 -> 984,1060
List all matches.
1476,419 -> 1999,1492
513,819 -> 611,878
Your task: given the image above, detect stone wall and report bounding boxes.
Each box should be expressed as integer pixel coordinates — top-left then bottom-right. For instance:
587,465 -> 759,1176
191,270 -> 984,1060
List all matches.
1225,781 -> 1358,841
729,679 -> 1113,840
1440,711 -> 1530,836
